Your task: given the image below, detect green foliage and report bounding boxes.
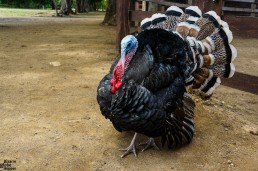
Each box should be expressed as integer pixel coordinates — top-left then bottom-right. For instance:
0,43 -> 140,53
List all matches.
96,0 -> 106,11
0,0 -> 104,10
2,0 -> 52,8
0,4 -> 9,7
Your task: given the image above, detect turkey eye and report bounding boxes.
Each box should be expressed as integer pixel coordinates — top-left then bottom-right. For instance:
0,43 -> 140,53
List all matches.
127,43 -> 131,47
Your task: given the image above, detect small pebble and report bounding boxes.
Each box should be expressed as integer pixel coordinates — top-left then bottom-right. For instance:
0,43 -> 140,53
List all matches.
49,61 -> 61,67
250,129 -> 258,135
223,123 -> 231,128
243,125 -> 258,135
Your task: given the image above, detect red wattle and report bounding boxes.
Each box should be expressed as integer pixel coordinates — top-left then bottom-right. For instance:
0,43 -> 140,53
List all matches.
115,81 -> 122,89
111,86 -> 116,93
110,56 -> 127,93
110,78 -> 116,85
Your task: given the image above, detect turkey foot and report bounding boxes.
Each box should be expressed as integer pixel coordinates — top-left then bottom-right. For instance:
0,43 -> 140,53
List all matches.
139,137 -> 159,152
119,133 -> 138,158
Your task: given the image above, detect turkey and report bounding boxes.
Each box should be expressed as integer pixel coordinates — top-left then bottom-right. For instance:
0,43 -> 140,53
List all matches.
97,6 -> 237,158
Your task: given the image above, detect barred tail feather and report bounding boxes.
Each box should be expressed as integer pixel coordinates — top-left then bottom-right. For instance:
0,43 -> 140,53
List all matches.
221,20 -> 229,29
178,6 -> 202,23
185,6 -> 202,17
201,44 -> 237,66
230,44 -> 238,61
192,68 -> 212,89
200,77 -> 221,96
166,5 -> 184,15
140,5 -> 202,34
196,11 -> 221,40
139,6 -> 237,98
176,10 -> 221,39
187,20 -> 201,37
165,6 -> 184,31
202,27 -> 233,53
176,6 -> 202,38
140,6 -> 184,31
140,17 -> 152,30
150,13 -> 167,29
176,22 -> 191,38
210,63 -> 235,78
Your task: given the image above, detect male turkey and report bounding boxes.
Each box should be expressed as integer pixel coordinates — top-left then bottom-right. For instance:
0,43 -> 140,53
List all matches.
97,6 -> 237,158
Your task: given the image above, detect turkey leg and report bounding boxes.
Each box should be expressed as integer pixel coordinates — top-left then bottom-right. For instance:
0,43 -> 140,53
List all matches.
119,132 -> 138,158
139,137 -> 159,152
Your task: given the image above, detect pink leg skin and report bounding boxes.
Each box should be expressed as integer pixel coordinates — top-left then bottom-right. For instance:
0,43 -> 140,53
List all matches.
139,137 -> 160,152
119,133 -> 138,158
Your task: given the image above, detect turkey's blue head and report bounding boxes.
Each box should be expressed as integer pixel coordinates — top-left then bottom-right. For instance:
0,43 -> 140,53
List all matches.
110,35 -> 138,93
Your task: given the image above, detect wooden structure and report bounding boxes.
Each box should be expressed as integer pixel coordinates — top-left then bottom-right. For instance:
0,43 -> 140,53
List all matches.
222,0 -> 258,38
222,0 -> 258,17
116,0 -> 258,47
116,0 -> 258,94
221,72 -> 258,95
116,0 -> 129,50
116,0 -> 226,46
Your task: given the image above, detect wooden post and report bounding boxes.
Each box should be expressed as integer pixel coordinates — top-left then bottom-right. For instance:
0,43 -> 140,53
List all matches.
158,5 -> 165,12
116,0 -> 130,50
194,0 -> 223,16
148,2 -> 158,11
251,3 -> 256,17
215,0 -> 223,16
142,1 -> 146,11
134,1 -> 140,32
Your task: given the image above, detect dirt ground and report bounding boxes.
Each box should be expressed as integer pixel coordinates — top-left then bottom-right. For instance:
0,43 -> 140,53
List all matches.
0,13 -> 257,171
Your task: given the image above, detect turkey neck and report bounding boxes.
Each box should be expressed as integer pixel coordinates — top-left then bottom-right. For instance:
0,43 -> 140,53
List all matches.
123,45 -> 154,85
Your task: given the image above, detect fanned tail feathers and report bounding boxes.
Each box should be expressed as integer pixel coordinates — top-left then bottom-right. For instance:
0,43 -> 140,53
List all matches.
140,5 -> 237,98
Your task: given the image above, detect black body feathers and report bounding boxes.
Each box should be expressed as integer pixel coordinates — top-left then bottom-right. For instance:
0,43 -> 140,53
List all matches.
97,28 -> 195,148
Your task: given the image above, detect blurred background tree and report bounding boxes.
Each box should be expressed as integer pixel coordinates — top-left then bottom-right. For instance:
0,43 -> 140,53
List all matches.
102,0 -> 115,25
0,0 -> 106,11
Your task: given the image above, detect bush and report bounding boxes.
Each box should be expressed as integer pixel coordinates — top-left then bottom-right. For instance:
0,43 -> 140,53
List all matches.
0,4 -> 9,7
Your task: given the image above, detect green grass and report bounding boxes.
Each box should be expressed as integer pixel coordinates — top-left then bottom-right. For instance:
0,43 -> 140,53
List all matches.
0,8 -> 53,17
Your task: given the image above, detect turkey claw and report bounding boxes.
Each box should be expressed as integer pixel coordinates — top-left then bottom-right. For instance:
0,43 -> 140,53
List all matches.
139,138 -> 159,152
119,145 -> 137,158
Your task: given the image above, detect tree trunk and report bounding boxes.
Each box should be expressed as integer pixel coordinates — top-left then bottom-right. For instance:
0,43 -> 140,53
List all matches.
51,0 -> 56,10
76,0 -> 90,13
76,0 -> 81,13
60,0 -> 72,16
60,0 -> 68,15
102,0 -> 116,25
116,0 -> 129,50
52,0 -> 59,16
